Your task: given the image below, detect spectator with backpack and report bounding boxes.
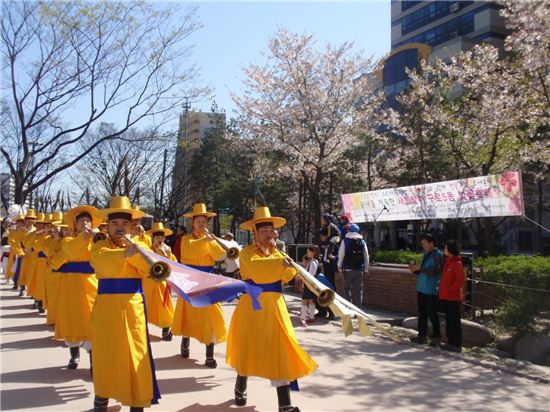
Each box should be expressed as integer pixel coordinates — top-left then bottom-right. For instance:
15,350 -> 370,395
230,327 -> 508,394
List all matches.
337,223 -> 369,306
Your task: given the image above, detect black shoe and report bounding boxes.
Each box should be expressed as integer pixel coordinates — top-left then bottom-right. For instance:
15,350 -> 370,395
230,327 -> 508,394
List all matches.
32,300 -> 38,309
428,335 -> 441,347
68,357 -> 79,369
18,288 -> 25,297
205,343 -> 217,368
409,335 -> 428,344
12,283 -> 18,290
37,301 -> 45,314
180,337 -> 190,358
68,347 -> 80,369
441,343 -> 462,353
205,358 -> 217,368
234,375 -> 248,406
162,327 -> 173,341
129,408 -> 144,412
93,396 -> 108,412
277,385 -> 299,412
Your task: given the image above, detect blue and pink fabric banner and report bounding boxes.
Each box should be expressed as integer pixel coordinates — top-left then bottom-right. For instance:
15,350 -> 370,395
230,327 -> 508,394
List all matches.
141,250 -> 262,310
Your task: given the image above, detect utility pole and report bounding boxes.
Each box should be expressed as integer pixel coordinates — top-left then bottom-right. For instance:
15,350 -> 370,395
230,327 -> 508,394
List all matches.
159,148 -> 168,217
182,97 -> 191,211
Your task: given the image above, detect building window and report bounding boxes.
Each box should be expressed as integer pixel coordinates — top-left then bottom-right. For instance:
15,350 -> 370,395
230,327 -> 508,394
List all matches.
402,1 -> 474,35
383,48 -> 419,98
393,11 -> 475,48
402,1 -> 421,12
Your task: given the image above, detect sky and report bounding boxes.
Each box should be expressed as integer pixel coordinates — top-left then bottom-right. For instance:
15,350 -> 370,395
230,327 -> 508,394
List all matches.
3,1 -> 392,195
185,1 -> 391,117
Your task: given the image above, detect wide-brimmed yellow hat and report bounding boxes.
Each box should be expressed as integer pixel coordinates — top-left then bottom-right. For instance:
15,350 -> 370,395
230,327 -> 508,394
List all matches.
35,212 -> 46,223
51,211 -> 63,224
54,215 -> 70,228
43,213 -> 54,223
65,205 -> 101,229
183,203 -> 216,218
240,206 -> 286,231
98,196 -> 145,220
25,209 -> 37,220
146,221 -> 173,237
16,214 -> 25,222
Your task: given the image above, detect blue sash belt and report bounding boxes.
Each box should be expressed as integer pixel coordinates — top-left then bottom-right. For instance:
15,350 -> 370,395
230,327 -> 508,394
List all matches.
186,264 -> 214,273
98,278 -> 142,294
95,277 -> 160,404
37,252 -> 47,258
244,279 -> 282,294
55,261 -> 94,274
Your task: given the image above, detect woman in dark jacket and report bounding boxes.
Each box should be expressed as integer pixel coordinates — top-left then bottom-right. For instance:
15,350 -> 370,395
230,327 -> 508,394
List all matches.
439,239 -> 465,352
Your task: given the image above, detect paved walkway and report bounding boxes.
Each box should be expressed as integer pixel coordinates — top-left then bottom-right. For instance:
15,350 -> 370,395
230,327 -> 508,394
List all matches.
1,283 -> 549,411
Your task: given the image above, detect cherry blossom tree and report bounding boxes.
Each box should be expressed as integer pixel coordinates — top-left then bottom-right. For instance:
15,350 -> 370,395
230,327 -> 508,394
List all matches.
233,29 -> 381,238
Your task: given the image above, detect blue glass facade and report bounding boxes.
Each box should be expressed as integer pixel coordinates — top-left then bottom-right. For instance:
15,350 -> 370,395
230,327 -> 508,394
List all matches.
392,3 -> 502,49
383,48 -> 419,98
401,1 -> 473,35
394,11 -> 475,48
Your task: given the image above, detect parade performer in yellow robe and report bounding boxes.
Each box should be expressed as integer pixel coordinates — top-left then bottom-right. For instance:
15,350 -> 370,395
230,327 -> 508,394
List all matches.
7,214 -> 25,286
131,204 -> 152,248
43,211 -> 67,325
90,195 -> 160,411
55,205 -> 100,371
172,203 -> 226,368
144,221 -> 176,341
18,211 -> 41,297
226,207 -> 318,412
29,213 -> 55,313
24,212 -> 46,303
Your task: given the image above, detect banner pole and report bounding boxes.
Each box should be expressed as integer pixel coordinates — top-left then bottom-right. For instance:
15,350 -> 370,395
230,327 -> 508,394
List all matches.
522,214 -> 550,235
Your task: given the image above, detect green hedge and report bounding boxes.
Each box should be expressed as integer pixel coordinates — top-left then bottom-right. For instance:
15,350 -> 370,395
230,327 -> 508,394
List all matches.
476,255 -> 550,333
372,250 -> 423,265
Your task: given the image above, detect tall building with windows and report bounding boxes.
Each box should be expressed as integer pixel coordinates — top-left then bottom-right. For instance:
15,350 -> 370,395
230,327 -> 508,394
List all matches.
379,1 -> 509,103
172,110 -> 226,212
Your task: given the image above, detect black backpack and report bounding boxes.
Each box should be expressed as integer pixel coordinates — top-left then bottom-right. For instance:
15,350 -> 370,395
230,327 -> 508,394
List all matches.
344,238 -> 364,269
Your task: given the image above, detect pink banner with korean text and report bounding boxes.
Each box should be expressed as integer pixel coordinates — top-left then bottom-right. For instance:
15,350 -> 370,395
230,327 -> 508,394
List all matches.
341,171 -> 524,223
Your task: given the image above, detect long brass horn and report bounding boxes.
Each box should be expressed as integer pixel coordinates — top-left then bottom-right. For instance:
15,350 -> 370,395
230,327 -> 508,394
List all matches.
122,235 -> 171,281
204,230 -> 239,259
277,247 -> 335,307
93,232 -> 107,243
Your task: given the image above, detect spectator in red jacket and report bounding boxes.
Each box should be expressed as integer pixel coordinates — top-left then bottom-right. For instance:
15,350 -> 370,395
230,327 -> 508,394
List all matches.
439,239 -> 465,352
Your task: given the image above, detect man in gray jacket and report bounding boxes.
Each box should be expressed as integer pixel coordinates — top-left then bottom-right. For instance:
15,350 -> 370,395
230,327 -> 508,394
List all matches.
337,223 -> 369,306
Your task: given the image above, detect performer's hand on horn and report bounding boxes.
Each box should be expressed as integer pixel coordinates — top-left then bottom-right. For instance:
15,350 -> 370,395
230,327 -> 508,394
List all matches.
82,223 -> 95,238
124,243 -> 139,258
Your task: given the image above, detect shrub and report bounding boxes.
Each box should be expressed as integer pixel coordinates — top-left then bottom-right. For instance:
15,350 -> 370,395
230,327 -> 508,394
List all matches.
372,250 -> 423,265
476,255 -> 550,333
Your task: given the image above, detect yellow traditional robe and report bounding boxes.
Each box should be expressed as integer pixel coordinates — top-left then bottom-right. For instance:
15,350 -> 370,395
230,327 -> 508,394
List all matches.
90,237 -> 159,408
28,233 -> 48,301
18,229 -> 36,287
143,245 -> 176,329
7,228 -> 25,279
172,234 -> 227,344
226,245 -> 318,381
44,236 -> 67,325
54,233 -> 98,343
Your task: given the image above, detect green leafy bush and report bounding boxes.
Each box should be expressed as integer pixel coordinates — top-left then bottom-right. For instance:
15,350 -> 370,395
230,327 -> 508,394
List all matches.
476,256 -> 550,333
372,250 -> 423,265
